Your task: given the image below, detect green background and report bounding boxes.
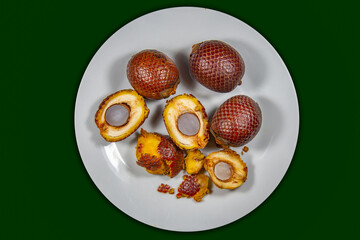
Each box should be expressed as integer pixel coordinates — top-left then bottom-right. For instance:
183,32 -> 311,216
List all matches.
3,0 -> 358,239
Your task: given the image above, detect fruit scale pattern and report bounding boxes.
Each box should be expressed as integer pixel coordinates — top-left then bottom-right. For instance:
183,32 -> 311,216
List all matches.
127,50 -> 179,99
189,40 -> 245,93
211,95 -> 262,147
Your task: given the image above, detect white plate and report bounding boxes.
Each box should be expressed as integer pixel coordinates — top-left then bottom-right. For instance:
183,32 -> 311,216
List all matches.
74,7 -> 299,232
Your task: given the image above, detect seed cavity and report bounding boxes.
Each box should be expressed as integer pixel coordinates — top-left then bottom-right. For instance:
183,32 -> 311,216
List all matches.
177,113 -> 200,136
105,104 -> 130,127
214,162 -> 232,181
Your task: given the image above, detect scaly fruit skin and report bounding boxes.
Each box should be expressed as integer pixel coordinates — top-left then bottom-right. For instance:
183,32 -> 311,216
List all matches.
177,174 -> 210,202
204,149 -> 247,190
127,50 -> 180,99
189,40 -> 245,93
95,89 -> 149,142
210,95 -> 262,147
136,129 -> 184,178
163,94 -> 210,150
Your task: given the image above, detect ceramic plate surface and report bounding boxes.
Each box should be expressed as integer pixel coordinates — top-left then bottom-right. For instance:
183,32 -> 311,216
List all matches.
75,7 -> 299,231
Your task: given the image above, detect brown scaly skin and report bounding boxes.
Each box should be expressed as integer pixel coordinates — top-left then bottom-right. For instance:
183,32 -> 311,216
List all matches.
135,129 -> 184,178
95,89 -> 149,142
177,174 -> 210,202
163,94 -> 210,150
204,149 -> 247,190
127,50 -> 180,100
189,40 -> 245,93
210,95 -> 262,148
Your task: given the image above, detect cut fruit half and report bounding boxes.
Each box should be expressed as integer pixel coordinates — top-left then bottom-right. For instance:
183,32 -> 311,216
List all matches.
135,129 -> 184,178
204,149 -> 247,189
95,89 -> 149,142
163,94 -> 209,150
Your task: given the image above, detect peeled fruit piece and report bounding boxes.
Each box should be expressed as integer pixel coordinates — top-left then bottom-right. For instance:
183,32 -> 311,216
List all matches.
210,95 -> 262,148
135,129 -> 184,178
184,150 -> 205,174
204,149 -> 247,189
189,40 -> 245,93
127,50 -> 180,99
177,174 -> 210,202
95,89 -> 149,142
163,94 -> 209,150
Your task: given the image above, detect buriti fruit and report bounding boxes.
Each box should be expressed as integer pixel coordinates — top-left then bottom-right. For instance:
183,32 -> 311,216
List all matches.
210,95 -> 262,147
204,149 -> 247,190
127,50 -> 180,100
163,94 -> 209,150
95,89 -> 149,142
189,40 -> 245,93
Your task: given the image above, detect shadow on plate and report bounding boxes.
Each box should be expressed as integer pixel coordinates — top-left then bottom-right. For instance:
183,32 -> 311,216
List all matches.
173,50 -> 196,90
87,94 -> 108,146
236,152 -> 254,193
148,102 -> 164,129
107,53 -> 133,91
223,39 -> 267,91
173,49 -> 214,100
251,95 -> 283,152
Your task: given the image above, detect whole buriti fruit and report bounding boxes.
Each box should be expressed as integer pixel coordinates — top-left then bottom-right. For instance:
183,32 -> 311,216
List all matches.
189,40 -> 245,93
127,50 -> 180,100
210,95 -> 262,147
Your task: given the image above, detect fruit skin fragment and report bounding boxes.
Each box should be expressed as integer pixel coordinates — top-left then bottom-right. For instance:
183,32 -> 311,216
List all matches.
184,150 -> 205,174
157,183 -> 171,193
163,94 -> 210,150
95,89 -> 149,142
204,149 -> 247,190
177,174 -> 210,202
135,129 -> 184,178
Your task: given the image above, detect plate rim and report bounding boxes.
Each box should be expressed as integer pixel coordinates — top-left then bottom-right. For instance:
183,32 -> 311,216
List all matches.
74,6 -> 300,232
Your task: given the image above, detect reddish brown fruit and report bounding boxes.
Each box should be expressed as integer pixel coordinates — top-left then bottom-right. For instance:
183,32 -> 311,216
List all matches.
189,40 -> 245,93
210,95 -> 262,147
127,50 -> 180,99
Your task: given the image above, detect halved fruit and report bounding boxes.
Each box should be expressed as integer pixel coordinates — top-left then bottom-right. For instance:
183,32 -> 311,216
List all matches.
177,174 -> 210,202
95,89 -> 149,142
184,150 -> 205,174
163,94 -> 209,150
204,149 -> 247,189
135,129 -> 184,178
